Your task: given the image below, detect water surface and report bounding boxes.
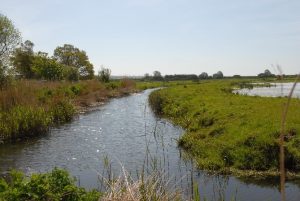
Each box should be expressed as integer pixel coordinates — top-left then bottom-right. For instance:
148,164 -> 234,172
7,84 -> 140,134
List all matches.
235,82 -> 300,98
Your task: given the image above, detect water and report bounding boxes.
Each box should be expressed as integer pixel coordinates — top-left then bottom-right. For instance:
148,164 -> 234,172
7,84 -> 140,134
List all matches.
0,89 -> 299,200
235,82 -> 300,98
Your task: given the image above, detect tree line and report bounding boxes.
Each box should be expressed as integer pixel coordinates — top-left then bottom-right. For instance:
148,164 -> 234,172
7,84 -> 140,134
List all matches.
0,13 -> 102,88
143,71 -> 224,81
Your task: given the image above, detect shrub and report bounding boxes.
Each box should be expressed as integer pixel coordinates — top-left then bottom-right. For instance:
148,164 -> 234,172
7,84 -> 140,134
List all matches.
0,168 -> 101,201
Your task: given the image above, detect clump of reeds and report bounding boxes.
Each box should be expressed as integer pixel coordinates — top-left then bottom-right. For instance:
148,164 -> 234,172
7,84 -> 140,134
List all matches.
99,165 -> 181,201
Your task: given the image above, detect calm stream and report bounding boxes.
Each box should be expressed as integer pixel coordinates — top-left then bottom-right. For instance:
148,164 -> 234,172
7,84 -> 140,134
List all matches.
0,88 -> 299,200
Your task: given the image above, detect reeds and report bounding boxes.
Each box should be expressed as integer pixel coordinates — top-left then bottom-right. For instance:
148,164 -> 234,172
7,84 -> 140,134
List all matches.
279,73 -> 300,201
99,165 -> 181,201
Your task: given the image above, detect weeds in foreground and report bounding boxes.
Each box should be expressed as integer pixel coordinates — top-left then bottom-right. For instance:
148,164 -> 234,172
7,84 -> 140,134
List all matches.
99,166 -> 181,201
0,168 -> 100,201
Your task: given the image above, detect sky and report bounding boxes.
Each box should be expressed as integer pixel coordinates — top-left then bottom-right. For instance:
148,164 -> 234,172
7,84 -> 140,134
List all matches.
0,0 -> 299,76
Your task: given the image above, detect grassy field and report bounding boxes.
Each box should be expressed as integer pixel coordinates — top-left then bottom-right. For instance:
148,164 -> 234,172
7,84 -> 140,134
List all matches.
149,79 -> 300,177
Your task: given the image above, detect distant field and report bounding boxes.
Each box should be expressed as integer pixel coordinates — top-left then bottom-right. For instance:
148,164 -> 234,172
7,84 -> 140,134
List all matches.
149,79 -> 300,177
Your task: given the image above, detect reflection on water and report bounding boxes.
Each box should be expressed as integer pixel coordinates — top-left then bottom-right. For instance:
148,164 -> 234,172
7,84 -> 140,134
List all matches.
235,82 -> 300,98
0,89 -> 299,200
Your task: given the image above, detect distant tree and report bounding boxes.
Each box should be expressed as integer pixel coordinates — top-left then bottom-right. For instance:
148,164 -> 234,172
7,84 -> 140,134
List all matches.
153,71 -> 161,77
144,73 -> 150,79
233,75 -> 241,78
11,40 -> 35,78
165,74 -> 198,81
98,67 -> 111,83
258,69 -> 275,78
213,71 -> 223,79
53,44 -> 94,79
199,72 -> 208,79
153,71 -> 163,81
0,13 -> 21,65
32,54 -> 63,80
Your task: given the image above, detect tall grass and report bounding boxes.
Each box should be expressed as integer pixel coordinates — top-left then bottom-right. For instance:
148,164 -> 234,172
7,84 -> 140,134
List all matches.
0,79 -> 139,143
99,166 -> 181,201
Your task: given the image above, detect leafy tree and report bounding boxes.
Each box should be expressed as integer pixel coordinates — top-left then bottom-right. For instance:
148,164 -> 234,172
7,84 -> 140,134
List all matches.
213,71 -> 223,79
153,70 -> 163,81
199,72 -> 208,79
11,40 -> 35,78
0,13 -> 21,65
258,69 -> 275,78
98,67 -> 111,83
53,44 -> 94,79
32,54 -> 63,80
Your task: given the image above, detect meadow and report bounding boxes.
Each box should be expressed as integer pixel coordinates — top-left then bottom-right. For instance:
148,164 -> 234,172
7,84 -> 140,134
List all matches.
149,79 -> 300,177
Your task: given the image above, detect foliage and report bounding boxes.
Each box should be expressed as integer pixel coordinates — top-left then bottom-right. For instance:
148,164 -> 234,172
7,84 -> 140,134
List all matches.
53,44 -> 94,79
153,71 -> 163,81
49,99 -> 75,124
0,106 -> 51,141
120,78 -> 136,89
32,54 -> 64,80
165,74 -> 198,81
149,80 -> 300,175
212,71 -> 223,79
258,69 -> 275,78
0,13 -> 21,66
0,168 -> 101,201
98,67 -> 111,83
63,65 -> 79,81
0,61 -> 11,89
0,79 -> 141,142
199,72 -> 208,79
10,40 -> 35,78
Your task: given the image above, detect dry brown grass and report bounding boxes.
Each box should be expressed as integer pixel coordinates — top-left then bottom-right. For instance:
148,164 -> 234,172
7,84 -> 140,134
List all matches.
99,167 -> 181,201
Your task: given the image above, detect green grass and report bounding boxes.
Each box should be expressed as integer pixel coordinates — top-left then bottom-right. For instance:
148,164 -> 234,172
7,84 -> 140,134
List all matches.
149,79 -> 300,177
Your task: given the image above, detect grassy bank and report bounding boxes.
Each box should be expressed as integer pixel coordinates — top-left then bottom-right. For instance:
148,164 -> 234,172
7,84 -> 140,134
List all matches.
149,79 -> 300,177
0,79 -> 152,143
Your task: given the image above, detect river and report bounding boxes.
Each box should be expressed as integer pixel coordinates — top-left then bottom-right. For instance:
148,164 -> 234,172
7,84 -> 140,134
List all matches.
0,88 -> 299,200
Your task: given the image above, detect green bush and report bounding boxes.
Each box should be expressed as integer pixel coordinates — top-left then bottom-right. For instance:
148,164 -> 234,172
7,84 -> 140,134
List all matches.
0,168 -> 101,201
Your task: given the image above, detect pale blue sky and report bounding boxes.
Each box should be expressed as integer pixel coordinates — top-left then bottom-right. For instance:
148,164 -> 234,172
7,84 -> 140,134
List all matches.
1,0 -> 299,76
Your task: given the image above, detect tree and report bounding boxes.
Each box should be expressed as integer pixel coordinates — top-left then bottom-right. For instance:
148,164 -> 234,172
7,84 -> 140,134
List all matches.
199,72 -> 208,79
53,44 -> 94,79
258,69 -> 275,78
63,66 -> 79,81
11,40 -> 35,78
0,13 -> 21,65
32,54 -> 63,81
153,70 -> 163,81
98,67 -> 111,83
213,71 -> 223,79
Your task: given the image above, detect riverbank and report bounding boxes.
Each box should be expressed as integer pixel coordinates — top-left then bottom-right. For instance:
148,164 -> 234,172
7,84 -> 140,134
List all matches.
0,79 -> 159,143
149,79 -> 300,178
